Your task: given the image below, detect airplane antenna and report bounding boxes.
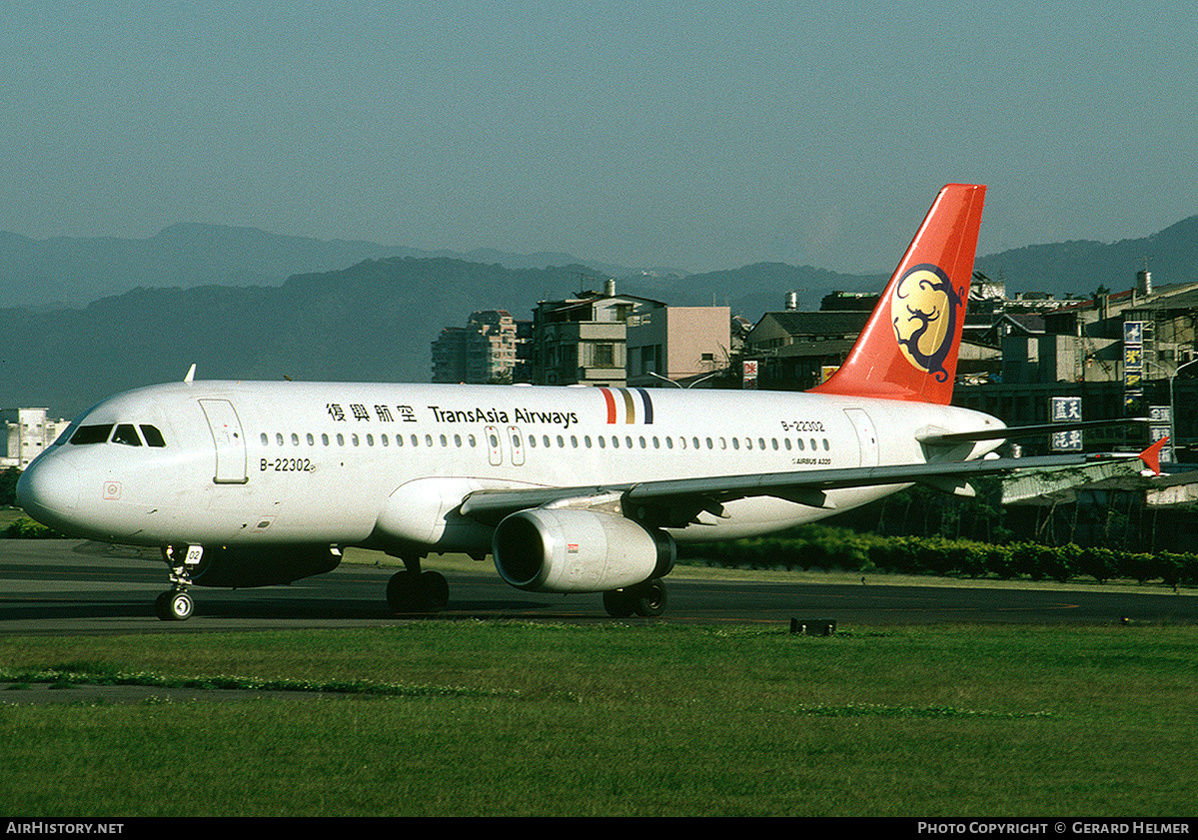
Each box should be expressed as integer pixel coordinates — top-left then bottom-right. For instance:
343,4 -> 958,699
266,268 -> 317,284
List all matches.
183,364 -> 196,384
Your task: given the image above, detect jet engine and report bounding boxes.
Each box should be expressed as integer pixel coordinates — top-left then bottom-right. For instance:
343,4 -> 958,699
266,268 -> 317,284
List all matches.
188,545 -> 342,588
492,508 -> 675,593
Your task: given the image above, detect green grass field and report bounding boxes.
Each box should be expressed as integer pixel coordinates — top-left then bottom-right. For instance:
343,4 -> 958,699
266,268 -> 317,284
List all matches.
2,621 -> 1196,817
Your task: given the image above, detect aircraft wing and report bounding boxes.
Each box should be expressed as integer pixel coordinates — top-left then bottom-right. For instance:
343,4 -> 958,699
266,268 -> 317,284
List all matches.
458,449 -> 1154,528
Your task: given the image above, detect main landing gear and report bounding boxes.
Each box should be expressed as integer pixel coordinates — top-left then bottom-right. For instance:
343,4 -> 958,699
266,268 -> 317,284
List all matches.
386,553 -> 449,613
602,578 -> 668,618
156,545 -> 201,621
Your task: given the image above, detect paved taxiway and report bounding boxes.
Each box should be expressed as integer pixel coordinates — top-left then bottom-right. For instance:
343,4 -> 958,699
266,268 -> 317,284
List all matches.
3,539 -> 1196,635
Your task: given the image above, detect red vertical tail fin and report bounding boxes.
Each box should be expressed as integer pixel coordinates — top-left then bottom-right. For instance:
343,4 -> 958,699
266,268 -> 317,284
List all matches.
810,184 -> 986,404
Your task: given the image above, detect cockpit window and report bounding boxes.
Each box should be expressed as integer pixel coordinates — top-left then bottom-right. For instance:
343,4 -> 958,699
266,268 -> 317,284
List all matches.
70,424 -> 114,445
140,425 -> 166,447
112,424 -> 142,446
68,422 -> 167,447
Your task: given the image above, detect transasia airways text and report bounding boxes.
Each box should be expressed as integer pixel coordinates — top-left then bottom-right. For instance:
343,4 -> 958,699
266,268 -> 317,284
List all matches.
427,405 -> 580,429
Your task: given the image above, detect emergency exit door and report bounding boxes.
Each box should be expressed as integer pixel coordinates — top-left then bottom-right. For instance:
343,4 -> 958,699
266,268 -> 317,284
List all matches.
844,408 -> 879,468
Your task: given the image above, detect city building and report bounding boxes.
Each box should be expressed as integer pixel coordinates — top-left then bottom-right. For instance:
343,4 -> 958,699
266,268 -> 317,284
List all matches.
430,326 -> 469,383
742,309 -> 870,390
431,310 -> 529,384
955,273 -> 1198,459
625,306 -> 731,388
2,408 -> 70,469
530,281 -> 665,387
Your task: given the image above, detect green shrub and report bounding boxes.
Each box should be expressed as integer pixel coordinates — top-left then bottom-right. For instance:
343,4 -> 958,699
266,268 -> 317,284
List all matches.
1077,546 -> 1119,584
3,517 -> 62,539
680,526 -> 1185,586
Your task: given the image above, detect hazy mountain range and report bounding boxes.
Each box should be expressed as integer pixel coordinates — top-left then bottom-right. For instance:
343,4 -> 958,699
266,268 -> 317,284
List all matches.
3,215 -> 1197,419
0,224 -> 673,310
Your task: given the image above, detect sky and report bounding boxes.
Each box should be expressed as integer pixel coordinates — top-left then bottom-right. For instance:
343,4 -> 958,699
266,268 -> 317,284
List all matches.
4,1 -> 1196,276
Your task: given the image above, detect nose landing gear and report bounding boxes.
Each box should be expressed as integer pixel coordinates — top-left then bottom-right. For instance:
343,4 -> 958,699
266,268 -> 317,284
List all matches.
156,545 -> 202,621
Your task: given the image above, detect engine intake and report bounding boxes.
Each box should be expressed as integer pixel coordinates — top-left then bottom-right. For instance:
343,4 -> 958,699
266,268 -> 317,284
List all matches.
492,508 -> 674,593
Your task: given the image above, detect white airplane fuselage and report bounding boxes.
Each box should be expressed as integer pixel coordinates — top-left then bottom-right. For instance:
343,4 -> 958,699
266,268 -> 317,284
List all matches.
16,184 -> 1000,619
19,379 -> 1000,553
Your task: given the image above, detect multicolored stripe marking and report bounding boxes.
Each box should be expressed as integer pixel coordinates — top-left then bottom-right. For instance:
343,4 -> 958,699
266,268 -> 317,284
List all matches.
599,387 -> 654,424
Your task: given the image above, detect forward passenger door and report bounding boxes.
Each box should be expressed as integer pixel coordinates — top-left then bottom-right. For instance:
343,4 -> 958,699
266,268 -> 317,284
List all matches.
199,399 -> 248,484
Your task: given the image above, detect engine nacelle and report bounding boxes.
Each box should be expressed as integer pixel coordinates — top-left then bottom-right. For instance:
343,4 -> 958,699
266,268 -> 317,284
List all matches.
190,545 -> 342,588
492,508 -> 675,593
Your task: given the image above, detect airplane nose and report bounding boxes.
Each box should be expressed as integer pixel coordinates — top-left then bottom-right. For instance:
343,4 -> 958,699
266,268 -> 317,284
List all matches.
16,454 -> 81,529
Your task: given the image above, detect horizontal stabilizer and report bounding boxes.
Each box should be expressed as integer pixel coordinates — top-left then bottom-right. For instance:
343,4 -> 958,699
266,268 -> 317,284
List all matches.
1139,437 -> 1169,476
918,418 -> 1149,446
